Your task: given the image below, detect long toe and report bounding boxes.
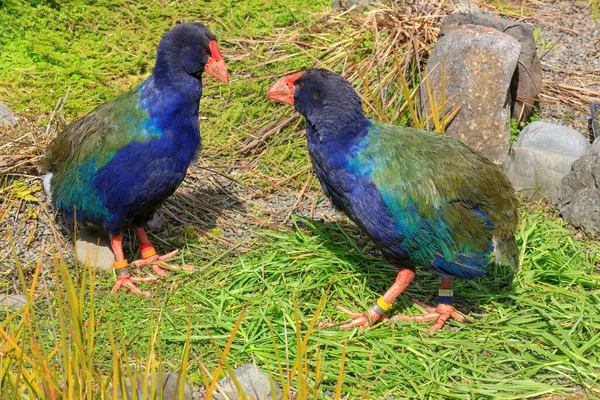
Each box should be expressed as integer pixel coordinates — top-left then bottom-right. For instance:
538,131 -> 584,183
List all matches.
337,306 -> 385,329
157,249 -> 178,261
111,275 -> 154,298
150,261 -> 196,275
134,249 -> 194,273
133,249 -> 177,267
151,263 -> 168,277
134,254 -> 159,267
390,301 -> 465,331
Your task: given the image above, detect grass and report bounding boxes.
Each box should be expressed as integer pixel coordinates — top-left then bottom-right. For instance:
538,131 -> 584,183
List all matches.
2,0 -> 600,398
510,108 -> 540,142
3,206 -> 600,398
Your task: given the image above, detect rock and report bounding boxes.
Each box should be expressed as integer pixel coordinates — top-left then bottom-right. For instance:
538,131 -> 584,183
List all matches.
146,211 -> 163,231
75,225 -> 115,271
332,0 -> 371,9
213,364 -> 282,400
420,24 -> 521,164
440,13 -> 542,122
450,0 -> 482,13
0,294 -> 27,309
0,102 -> 17,127
558,139 -> 600,233
110,372 -> 193,400
504,121 -> 590,201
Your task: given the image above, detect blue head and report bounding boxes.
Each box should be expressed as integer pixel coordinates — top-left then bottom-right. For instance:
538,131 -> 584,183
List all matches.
152,22 -> 228,98
267,68 -> 369,144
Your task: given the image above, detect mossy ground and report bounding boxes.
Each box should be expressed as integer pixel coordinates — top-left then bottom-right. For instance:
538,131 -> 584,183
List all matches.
1,0 -> 600,398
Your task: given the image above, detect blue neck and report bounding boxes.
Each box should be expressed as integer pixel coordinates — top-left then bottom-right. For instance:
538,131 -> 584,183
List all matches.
305,115 -> 371,165
305,107 -> 369,144
152,61 -> 203,101
140,74 -> 201,133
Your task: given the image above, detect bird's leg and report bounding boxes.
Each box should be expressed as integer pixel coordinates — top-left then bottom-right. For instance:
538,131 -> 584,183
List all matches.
390,277 -> 465,331
132,226 -> 193,276
334,269 -> 416,329
109,233 -> 155,298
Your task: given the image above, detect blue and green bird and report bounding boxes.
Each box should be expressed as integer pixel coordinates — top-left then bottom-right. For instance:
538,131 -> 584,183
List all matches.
42,23 -> 228,296
267,69 -> 518,330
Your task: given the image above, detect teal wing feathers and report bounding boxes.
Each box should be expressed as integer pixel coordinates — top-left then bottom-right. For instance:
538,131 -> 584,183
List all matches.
348,120 -> 518,268
43,86 -> 161,221
44,87 -> 158,173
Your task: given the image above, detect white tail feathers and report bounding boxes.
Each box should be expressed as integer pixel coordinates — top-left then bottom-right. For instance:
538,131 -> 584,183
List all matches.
493,235 -> 519,268
43,173 -> 53,199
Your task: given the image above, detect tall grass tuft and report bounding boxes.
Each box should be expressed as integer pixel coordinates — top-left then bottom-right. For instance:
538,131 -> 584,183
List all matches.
1,228 -> 350,399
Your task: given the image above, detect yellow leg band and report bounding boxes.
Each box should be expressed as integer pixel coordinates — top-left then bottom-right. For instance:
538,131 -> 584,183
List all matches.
141,247 -> 157,259
377,297 -> 392,312
114,259 -> 129,270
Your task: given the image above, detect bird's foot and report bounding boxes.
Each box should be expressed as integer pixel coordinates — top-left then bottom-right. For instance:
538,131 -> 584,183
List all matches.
110,273 -> 156,298
133,249 -> 195,277
320,305 -> 387,329
390,299 -> 465,331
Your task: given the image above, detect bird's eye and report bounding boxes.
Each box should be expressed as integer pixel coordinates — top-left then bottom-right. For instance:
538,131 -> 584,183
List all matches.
201,50 -> 208,55
296,81 -> 304,89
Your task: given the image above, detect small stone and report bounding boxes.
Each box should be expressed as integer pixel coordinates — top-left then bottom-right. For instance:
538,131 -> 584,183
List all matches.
332,0 -> 371,10
146,211 -> 163,231
450,0 -> 481,13
75,225 -> 115,271
110,372 -> 193,400
504,121 -> 590,202
558,138 -> 600,233
0,102 -> 17,127
0,294 -> 27,309
420,24 -> 521,164
213,364 -> 282,400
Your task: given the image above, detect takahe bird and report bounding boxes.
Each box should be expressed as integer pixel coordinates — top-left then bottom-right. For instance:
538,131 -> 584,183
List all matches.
267,69 -> 518,330
42,23 -> 228,297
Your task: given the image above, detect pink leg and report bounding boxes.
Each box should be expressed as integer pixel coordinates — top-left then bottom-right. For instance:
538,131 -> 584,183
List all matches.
132,227 -> 194,276
109,233 -> 156,298
390,278 -> 465,331
327,269 -> 416,329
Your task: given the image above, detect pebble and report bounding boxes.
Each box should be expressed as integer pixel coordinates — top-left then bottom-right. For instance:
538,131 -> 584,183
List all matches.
0,102 -> 17,127
109,372 -> 193,400
0,294 -> 27,309
213,364 -> 282,400
75,225 -> 115,271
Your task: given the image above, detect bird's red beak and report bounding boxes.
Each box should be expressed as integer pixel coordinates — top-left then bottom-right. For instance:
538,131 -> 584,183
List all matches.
266,71 -> 305,105
205,40 -> 229,84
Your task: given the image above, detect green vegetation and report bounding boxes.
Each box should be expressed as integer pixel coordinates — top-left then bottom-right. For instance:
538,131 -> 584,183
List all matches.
0,0 -> 325,117
591,0 -> 600,18
4,208 -> 600,398
2,0 -> 600,398
510,107 -> 540,142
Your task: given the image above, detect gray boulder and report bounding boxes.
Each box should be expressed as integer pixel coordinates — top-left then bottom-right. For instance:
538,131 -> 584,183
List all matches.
0,102 -> 17,127
440,13 -> 542,122
420,24 -> 521,164
214,364 -> 282,400
0,294 -> 27,310
558,139 -> 600,233
504,121 -> 590,202
75,225 -> 115,271
110,372 -> 193,400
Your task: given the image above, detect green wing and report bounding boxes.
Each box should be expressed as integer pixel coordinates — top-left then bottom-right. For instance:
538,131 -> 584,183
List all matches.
350,120 -> 518,264
43,87 -> 159,173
